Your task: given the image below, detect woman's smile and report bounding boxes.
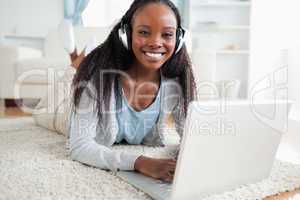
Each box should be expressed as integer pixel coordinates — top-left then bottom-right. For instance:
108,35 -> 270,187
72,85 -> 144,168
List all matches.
142,50 -> 167,62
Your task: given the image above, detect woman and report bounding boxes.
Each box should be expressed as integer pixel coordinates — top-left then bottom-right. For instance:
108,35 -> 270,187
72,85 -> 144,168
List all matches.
69,0 -> 196,182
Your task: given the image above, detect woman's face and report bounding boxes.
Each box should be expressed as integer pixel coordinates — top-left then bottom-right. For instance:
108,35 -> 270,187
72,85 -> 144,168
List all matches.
131,3 -> 177,71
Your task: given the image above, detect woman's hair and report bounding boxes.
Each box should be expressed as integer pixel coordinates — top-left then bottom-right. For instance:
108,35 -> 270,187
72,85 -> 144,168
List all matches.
72,0 -> 197,120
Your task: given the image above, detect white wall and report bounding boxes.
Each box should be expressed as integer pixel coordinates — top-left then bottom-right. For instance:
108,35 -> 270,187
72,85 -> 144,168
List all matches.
249,0 -> 300,117
83,0 -> 133,27
82,0 -> 181,27
249,0 -> 288,98
0,0 -> 63,37
288,46 -> 300,118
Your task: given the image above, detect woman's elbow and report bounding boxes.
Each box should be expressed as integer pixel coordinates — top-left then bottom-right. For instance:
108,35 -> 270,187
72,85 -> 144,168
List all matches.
68,138 -> 86,161
69,144 -> 81,161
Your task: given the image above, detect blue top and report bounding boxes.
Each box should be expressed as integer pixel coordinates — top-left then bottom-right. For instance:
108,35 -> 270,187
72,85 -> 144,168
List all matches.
116,85 -> 161,145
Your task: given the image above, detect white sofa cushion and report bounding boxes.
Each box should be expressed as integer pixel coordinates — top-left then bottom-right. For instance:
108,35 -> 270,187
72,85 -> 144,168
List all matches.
15,58 -> 70,84
0,44 -> 43,98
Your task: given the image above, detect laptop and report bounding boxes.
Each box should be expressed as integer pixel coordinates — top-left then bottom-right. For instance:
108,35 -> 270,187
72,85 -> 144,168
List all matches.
117,100 -> 291,200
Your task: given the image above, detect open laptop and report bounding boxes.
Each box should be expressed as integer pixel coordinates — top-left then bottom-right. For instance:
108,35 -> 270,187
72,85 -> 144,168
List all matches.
117,100 -> 291,200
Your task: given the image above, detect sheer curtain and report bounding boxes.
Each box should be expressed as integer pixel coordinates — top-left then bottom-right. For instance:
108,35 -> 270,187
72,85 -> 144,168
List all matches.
64,0 -> 90,26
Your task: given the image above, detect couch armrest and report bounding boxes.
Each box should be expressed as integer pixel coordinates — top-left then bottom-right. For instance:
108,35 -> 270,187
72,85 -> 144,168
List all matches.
0,45 -> 42,98
16,46 -> 43,60
0,45 -> 42,61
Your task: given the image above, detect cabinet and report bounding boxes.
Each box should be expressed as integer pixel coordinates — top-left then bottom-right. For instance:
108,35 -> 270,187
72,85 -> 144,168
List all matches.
187,0 -> 251,99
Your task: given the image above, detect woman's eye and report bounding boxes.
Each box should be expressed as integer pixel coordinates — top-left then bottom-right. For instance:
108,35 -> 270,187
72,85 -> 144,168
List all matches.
138,31 -> 149,36
162,33 -> 174,39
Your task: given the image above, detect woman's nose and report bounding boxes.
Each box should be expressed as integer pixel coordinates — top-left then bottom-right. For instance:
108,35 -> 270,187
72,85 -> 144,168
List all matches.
148,34 -> 162,48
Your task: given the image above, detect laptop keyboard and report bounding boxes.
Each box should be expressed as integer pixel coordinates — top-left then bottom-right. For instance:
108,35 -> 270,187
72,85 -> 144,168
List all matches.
155,180 -> 173,192
117,171 -> 173,200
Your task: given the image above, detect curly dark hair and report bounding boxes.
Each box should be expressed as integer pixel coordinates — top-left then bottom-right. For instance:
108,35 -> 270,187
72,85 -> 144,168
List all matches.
72,0 -> 197,120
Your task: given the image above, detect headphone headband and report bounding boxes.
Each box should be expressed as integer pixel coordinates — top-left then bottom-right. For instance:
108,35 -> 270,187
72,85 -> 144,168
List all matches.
118,23 -> 186,54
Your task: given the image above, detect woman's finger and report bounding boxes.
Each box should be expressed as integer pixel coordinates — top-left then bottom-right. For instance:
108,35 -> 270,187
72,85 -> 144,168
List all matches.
167,169 -> 175,177
163,171 -> 174,183
166,162 -> 176,170
167,158 -> 177,164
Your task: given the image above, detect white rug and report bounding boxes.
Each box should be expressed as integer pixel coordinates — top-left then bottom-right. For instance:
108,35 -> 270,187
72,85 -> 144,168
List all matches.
0,117 -> 300,200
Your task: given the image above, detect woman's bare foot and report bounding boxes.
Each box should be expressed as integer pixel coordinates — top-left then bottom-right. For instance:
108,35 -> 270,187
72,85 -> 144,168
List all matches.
70,50 -> 85,69
70,48 -> 78,63
69,37 -> 99,69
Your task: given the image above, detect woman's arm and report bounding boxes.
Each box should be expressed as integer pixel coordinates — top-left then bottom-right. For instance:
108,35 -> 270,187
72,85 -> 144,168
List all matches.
69,84 -> 177,181
70,99 -> 176,180
69,119 -> 140,171
69,87 -> 141,171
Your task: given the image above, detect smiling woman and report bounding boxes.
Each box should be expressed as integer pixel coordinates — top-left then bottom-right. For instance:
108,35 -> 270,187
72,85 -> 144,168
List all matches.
70,0 -> 197,183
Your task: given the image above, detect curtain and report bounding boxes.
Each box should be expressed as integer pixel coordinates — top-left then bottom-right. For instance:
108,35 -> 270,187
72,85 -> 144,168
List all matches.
64,0 -> 90,26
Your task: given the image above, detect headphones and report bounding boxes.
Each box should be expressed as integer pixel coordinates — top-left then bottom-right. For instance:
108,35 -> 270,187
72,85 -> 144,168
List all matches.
118,23 -> 186,54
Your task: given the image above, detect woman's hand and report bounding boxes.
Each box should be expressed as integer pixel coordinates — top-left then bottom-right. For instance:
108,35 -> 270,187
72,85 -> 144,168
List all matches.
134,156 -> 176,183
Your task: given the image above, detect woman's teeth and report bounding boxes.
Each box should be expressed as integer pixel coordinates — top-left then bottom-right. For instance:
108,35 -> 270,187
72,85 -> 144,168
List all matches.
144,52 -> 164,59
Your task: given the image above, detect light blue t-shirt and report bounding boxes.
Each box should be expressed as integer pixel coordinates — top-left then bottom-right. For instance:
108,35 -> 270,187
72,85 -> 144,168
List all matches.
115,85 -> 161,145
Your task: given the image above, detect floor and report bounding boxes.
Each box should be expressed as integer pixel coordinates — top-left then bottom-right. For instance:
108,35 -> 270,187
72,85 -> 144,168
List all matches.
0,107 -> 32,118
0,106 -> 299,200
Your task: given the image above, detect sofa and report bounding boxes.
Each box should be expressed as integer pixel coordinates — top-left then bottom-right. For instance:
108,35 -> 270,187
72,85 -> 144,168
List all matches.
0,27 -> 111,102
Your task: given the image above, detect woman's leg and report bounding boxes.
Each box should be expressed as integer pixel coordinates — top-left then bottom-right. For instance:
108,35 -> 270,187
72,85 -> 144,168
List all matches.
58,19 -> 81,69
58,19 -> 75,54
58,19 -> 99,70
33,19 -> 84,134
70,37 -> 99,69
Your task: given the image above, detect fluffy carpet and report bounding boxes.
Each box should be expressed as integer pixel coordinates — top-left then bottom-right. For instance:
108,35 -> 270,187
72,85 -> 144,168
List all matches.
0,117 -> 300,200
